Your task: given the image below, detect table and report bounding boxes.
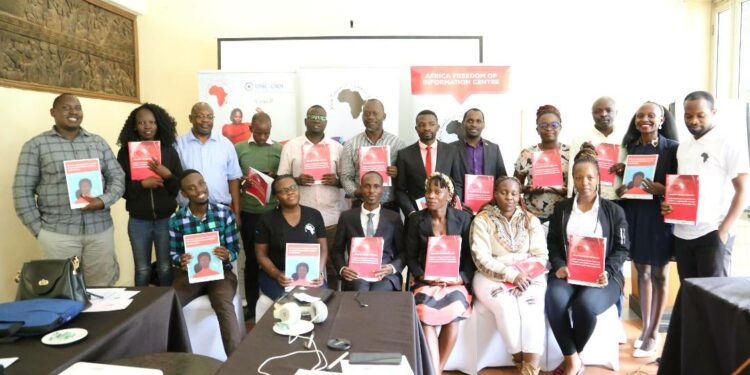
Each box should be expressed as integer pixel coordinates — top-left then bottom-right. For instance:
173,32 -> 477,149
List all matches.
0,287 -> 191,375
216,291 -> 434,375
662,277 -> 750,375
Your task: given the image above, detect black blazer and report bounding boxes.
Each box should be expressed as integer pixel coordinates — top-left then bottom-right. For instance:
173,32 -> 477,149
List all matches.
117,145 -> 183,220
451,138 -> 508,184
547,197 -> 630,289
405,207 -> 474,287
331,207 -> 405,290
395,141 -> 464,216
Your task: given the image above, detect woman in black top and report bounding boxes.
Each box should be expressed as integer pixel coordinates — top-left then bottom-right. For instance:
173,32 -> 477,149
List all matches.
545,145 -> 629,375
117,103 -> 182,286
255,175 -> 327,300
617,102 -> 679,357
406,172 -> 473,375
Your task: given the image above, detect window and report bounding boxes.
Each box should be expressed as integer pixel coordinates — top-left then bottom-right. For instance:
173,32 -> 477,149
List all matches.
715,8 -> 733,99
740,1 -> 750,100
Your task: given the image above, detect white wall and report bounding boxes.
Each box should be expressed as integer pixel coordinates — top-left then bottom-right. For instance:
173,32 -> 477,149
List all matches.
0,0 -> 713,301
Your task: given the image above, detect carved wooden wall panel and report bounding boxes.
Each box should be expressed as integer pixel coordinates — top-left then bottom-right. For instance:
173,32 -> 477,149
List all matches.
0,0 -> 138,102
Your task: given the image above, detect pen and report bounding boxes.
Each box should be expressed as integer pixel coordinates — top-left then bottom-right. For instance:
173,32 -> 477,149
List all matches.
327,351 -> 349,370
87,291 -> 104,299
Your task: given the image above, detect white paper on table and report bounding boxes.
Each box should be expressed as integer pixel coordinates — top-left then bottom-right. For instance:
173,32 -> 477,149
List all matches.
59,362 -> 163,374
82,299 -> 133,313
294,369 -> 341,375
340,355 -> 413,375
0,357 -> 18,368
86,288 -> 126,299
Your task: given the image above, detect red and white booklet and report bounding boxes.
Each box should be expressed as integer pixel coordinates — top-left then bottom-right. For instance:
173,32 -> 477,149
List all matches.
595,143 -> 619,186
664,174 -> 699,225
348,237 -> 384,282
244,167 -> 274,206
531,149 -> 564,187
567,235 -> 606,287
128,141 -> 161,181
502,259 -> 548,289
424,235 -> 461,282
301,143 -> 331,184
464,175 -> 494,213
359,145 -> 391,186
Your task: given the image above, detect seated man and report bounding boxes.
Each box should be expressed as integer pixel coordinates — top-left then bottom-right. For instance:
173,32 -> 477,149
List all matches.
332,171 -> 405,291
170,169 -> 241,355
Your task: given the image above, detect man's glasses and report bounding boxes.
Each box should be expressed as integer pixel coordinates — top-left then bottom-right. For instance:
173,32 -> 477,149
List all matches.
537,121 -> 561,130
192,114 -> 215,120
276,184 -> 299,195
307,114 -> 327,122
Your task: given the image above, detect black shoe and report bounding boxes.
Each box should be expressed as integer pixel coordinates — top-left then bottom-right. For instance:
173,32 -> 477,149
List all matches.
243,306 -> 254,322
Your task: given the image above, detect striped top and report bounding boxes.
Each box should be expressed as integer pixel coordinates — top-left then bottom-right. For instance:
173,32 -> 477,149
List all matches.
340,131 -> 406,203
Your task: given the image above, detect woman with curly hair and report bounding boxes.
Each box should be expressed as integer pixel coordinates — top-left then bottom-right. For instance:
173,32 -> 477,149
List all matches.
406,172 -> 474,375
470,176 -> 548,375
514,105 -> 570,226
116,103 -> 183,286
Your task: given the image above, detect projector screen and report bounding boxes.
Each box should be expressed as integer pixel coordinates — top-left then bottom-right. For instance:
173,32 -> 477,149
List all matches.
218,36 -> 483,70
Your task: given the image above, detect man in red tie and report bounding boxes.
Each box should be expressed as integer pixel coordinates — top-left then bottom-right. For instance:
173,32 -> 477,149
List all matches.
395,110 -> 464,216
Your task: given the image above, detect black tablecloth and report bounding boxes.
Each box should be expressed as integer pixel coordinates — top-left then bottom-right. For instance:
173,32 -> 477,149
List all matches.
660,277 -> 750,375
216,291 -> 434,375
0,287 -> 191,375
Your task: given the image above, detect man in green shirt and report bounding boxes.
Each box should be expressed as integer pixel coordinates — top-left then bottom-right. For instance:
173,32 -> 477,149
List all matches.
234,112 -> 281,320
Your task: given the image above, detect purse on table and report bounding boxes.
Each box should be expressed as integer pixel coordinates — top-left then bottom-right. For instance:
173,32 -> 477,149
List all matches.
15,256 -> 90,306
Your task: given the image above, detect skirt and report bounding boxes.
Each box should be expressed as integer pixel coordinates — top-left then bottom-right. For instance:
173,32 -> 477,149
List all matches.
413,284 -> 472,326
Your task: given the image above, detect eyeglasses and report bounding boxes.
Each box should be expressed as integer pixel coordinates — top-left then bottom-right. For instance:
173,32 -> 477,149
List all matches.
192,114 -> 215,120
276,184 -> 299,195
307,114 -> 327,121
537,121 -> 561,130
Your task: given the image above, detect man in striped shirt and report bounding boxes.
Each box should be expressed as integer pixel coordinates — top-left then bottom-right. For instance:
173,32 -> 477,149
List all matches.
340,98 -> 406,213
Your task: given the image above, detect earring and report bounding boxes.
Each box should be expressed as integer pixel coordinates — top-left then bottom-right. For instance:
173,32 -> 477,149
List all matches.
659,124 -> 663,130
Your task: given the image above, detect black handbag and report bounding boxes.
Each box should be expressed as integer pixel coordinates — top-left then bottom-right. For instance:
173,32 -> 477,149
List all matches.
15,256 -> 90,306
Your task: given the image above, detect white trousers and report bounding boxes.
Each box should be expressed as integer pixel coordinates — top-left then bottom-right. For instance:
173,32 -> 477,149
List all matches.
473,272 -> 547,354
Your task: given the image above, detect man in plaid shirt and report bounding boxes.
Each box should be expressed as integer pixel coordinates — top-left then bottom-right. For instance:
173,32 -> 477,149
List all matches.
170,169 -> 241,355
13,94 -> 125,286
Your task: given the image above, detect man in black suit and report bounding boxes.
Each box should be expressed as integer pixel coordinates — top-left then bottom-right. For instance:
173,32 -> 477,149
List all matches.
332,172 -> 405,291
396,110 -> 464,216
451,108 -> 508,213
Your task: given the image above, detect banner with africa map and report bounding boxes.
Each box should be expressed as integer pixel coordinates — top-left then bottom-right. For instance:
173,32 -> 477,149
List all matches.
198,72 -> 298,143
410,66 -> 516,174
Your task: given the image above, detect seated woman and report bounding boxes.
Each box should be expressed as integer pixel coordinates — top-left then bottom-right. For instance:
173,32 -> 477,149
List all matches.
470,176 -> 548,375
406,172 -> 474,375
255,175 -> 327,300
545,145 -> 629,375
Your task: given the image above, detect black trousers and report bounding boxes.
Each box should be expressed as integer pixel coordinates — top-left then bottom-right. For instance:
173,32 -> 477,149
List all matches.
658,231 -> 734,375
545,276 -> 621,356
342,277 -> 400,292
239,211 -> 262,318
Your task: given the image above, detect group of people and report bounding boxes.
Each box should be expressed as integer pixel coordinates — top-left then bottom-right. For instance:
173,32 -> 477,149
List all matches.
12,91 -> 747,375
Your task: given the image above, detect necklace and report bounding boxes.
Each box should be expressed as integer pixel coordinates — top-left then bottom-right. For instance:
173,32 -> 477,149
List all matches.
638,137 -> 659,147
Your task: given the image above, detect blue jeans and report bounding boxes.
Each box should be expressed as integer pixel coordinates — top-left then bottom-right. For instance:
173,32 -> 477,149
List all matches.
128,217 -> 172,286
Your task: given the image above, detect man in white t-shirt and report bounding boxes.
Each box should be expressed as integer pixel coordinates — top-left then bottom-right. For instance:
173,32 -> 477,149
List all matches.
567,96 -> 625,200
658,91 -> 749,375
663,91 -> 748,279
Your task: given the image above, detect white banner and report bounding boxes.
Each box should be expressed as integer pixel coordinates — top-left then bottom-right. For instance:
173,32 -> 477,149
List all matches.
197,71 -> 298,142
410,66 -> 518,174
297,67 -> 401,143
